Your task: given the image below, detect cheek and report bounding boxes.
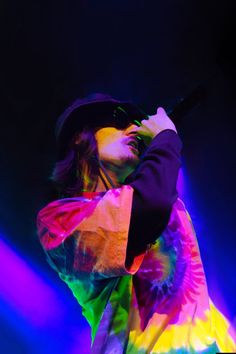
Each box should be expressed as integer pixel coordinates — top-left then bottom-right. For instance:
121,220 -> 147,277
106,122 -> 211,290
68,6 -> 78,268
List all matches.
99,141 -> 122,159
95,129 -> 117,150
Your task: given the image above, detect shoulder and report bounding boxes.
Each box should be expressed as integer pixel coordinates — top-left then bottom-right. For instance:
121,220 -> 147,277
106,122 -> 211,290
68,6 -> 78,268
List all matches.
37,195 -> 101,249
37,185 -> 134,250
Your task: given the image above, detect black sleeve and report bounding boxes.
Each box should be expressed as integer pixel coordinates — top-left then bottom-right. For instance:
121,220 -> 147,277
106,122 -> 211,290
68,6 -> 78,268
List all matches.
125,129 -> 183,265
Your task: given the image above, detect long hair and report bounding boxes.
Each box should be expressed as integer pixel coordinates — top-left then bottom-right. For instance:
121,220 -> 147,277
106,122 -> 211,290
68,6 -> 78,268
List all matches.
51,128 -> 99,198
50,92 -> 122,198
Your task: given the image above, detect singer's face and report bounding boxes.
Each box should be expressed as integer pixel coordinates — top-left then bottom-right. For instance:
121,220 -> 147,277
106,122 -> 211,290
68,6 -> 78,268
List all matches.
95,124 -> 140,178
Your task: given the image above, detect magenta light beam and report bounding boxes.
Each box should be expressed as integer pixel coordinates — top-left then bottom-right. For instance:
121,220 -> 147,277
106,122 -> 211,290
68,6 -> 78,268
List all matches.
0,237 -> 65,328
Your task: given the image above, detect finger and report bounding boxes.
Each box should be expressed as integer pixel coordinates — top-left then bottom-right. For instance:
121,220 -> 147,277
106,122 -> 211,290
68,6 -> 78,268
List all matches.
140,118 -> 149,125
156,106 -> 167,115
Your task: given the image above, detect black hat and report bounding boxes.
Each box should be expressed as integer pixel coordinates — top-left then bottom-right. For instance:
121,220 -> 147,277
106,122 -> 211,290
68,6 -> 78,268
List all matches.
55,93 -> 148,159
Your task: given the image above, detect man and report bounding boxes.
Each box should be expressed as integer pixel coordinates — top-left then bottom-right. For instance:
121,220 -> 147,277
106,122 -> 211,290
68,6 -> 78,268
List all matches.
37,93 -> 236,353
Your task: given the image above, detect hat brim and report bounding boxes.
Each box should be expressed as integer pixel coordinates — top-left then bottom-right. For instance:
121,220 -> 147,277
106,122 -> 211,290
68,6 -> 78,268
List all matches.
56,98 -> 147,158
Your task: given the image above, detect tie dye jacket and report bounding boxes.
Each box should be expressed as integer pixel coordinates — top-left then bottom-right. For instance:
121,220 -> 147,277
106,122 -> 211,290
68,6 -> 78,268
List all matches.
37,133 -> 236,353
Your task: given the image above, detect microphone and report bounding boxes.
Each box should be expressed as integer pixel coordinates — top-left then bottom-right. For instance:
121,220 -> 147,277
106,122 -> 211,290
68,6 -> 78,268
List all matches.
134,85 -> 206,156
167,85 -> 206,123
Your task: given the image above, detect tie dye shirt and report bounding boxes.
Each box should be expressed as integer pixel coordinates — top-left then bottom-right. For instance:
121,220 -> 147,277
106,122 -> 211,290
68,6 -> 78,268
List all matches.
37,186 -> 236,353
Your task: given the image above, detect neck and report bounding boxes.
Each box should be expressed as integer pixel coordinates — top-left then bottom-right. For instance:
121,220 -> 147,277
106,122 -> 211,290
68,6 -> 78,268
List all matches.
95,161 -> 131,192
95,165 -> 120,192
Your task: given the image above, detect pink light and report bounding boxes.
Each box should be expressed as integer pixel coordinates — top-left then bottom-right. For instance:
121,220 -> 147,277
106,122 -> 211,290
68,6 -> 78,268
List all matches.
0,238 -> 65,328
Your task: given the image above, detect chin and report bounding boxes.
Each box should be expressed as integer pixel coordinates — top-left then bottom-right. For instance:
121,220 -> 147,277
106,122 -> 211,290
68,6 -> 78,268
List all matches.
121,154 -> 140,169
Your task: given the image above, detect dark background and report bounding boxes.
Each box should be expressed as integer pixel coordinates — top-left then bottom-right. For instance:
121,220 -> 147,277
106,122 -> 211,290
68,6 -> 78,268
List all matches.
1,1 -> 236,353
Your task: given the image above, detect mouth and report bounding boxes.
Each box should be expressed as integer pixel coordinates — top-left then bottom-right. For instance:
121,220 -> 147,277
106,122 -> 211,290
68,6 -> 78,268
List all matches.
127,138 -> 139,155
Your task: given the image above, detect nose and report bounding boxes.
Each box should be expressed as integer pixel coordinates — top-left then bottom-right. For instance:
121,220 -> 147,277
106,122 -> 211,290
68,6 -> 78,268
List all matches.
125,124 -> 139,136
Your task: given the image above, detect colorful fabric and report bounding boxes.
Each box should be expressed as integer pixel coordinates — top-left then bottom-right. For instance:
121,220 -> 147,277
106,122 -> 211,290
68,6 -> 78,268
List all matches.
37,185 -> 236,353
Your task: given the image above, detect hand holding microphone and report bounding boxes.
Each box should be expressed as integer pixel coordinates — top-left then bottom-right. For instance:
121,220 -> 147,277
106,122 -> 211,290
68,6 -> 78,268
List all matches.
135,107 -> 177,146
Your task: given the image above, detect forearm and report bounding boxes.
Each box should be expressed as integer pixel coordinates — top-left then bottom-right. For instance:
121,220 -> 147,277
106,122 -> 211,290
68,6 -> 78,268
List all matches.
126,130 -> 183,262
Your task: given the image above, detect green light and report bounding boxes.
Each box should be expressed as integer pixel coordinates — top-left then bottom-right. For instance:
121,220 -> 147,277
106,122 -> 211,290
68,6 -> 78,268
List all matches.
133,119 -> 141,126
